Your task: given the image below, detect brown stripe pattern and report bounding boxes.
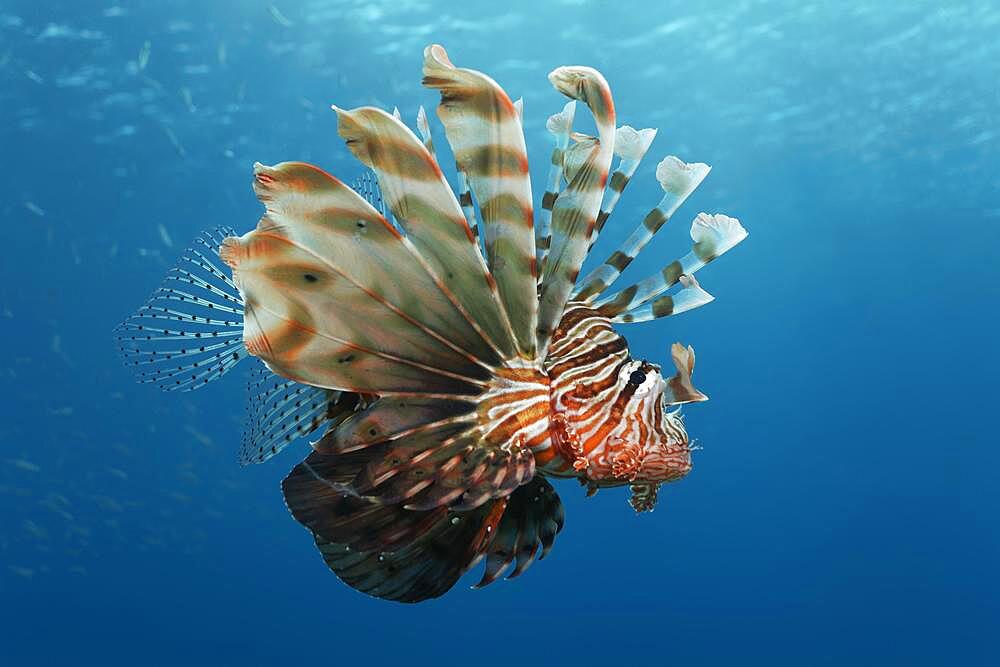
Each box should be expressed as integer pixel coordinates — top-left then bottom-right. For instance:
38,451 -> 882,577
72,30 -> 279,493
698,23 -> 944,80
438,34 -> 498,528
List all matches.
536,302 -> 699,511
576,155 -> 709,303
422,44 -> 538,359
219,161 -> 504,395
333,104 -> 519,359
536,66 -> 617,356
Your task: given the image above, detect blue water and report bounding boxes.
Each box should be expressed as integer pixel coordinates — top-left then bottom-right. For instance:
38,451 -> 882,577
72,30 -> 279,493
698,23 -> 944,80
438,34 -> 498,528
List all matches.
2,0 -> 998,663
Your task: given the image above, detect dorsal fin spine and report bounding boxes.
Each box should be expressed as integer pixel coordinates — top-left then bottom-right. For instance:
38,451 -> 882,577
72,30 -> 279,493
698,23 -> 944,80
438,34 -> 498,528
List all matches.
536,100 -> 576,276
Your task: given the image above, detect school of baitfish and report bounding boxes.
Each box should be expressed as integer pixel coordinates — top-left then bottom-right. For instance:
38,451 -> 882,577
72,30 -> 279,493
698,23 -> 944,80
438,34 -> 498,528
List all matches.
116,44 -> 747,602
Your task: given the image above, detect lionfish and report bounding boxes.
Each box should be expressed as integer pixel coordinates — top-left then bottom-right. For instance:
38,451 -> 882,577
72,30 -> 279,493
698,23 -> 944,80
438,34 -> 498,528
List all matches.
116,44 -> 747,602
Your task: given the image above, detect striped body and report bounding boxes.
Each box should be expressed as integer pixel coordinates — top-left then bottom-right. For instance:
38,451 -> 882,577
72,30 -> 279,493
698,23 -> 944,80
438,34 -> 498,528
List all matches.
117,42 -> 747,602
537,302 -> 692,496
463,303 -> 693,496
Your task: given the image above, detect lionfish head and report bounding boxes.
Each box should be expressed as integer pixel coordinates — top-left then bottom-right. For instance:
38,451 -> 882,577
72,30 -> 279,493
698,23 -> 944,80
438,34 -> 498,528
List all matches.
617,358 -> 695,486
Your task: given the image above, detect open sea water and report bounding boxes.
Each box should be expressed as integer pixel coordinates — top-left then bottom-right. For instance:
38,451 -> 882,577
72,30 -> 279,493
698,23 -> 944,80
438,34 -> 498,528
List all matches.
1,0 -> 997,664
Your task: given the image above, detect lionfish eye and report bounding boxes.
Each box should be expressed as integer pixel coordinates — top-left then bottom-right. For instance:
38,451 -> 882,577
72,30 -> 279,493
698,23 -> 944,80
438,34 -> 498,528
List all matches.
628,369 -> 646,386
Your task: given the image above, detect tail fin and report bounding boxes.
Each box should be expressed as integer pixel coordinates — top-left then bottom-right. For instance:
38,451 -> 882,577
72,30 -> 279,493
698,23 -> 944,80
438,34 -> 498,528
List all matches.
115,227 -> 364,464
282,450 -> 564,603
114,227 -> 248,391
240,361 -> 362,465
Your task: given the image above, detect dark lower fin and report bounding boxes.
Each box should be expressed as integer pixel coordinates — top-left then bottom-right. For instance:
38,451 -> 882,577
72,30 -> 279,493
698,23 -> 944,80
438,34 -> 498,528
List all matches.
283,448 -> 504,602
473,476 -> 565,587
114,227 -> 248,391
282,450 -> 565,603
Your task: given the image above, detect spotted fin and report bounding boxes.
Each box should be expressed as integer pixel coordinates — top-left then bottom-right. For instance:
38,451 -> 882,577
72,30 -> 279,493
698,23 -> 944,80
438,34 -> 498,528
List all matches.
536,65 -> 616,355
351,170 -> 388,219
315,396 -> 475,455
332,104 -> 518,360
422,44 -> 538,358
315,396 -> 536,512
283,447 -> 508,603
239,361 -> 362,465
473,476 -> 565,587
114,227 -> 248,391
221,161 -> 499,396
282,450 -> 563,602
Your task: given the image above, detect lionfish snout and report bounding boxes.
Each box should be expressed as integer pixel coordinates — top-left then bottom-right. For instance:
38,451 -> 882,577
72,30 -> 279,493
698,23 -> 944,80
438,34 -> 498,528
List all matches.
641,416 -> 694,485
615,360 -> 695,484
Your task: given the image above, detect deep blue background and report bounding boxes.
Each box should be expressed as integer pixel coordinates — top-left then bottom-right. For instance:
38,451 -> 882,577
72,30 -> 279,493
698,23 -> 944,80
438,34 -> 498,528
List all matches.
2,1 -> 997,664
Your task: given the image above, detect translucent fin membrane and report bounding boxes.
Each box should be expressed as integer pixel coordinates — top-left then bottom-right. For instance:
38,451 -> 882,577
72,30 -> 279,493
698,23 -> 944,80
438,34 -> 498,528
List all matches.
536,66 -> 617,354
416,104 -> 484,242
114,227 -> 247,392
585,125 -> 657,252
576,156 -> 710,302
594,213 -> 747,319
418,104 -> 482,240
415,105 -> 436,157
613,274 -> 715,324
472,476 -> 564,589
537,100 -> 576,274
240,361 -> 348,465
351,170 -> 388,219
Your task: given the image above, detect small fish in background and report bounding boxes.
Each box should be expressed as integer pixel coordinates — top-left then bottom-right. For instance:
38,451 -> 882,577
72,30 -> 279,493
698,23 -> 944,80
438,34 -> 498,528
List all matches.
7,458 -> 41,473
183,426 -> 213,448
24,201 -> 45,217
137,39 -> 151,70
161,125 -> 186,157
9,566 -> 34,579
116,44 -> 747,603
268,5 -> 294,27
89,495 -> 123,513
40,495 -> 73,522
179,86 -> 196,113
23,520 -> 48,540
157,223 -> 173,248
